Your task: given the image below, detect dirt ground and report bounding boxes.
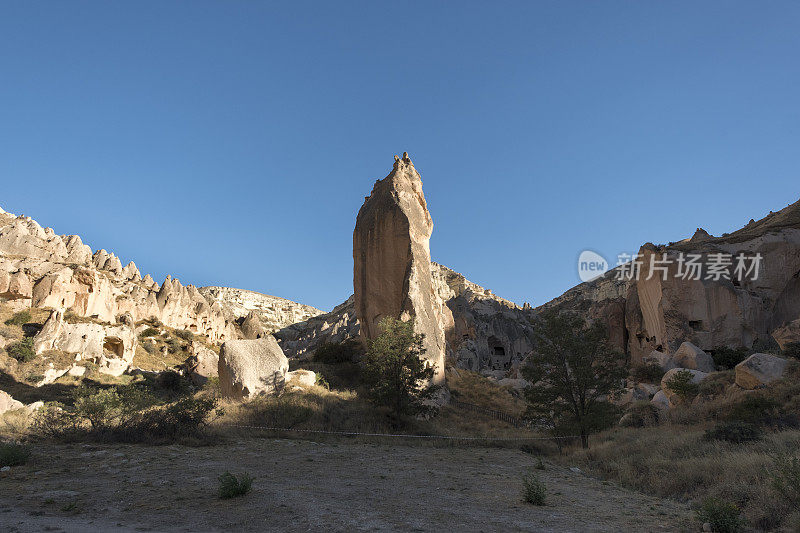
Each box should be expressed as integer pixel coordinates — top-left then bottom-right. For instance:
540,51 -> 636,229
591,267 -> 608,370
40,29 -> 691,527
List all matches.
0,438 -> 693,532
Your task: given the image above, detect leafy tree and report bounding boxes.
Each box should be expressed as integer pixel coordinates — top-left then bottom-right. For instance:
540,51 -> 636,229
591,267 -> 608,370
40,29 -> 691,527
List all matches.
360,317 -> 438,418
522,312 -> 627,448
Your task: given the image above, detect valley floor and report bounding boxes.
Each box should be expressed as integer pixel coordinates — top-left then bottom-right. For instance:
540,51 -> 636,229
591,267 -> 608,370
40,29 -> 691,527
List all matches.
0,438 -> 692,532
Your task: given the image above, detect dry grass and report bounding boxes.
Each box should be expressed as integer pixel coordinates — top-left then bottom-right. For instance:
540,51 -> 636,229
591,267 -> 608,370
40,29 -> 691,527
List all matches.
132,343 -> 186,372
211,383 -> 540,448
447,368 -> 525,417
569,425 -> 800,529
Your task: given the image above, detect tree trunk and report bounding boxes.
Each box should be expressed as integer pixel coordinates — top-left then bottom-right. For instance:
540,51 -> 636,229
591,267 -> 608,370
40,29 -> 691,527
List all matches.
580,431 -> 588,449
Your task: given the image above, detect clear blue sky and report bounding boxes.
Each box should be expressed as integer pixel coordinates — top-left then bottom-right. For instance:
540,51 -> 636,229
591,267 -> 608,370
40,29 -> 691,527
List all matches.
1,2 -> 798,311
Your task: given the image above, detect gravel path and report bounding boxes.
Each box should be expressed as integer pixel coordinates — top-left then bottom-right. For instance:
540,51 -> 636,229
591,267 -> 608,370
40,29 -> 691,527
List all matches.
0,439 -> 693,532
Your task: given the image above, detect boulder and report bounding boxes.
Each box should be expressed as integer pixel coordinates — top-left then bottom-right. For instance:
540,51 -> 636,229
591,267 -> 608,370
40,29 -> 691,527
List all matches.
218,336 -> 288,400
0,390 -> 24,415
635,383 -> 659,399
68,365 -> 86,377
735,353 -> 789,389
642,350 -> 675,371
660,368 -> 708,405
286,369 -> 316,388
650,389 -> 670,411
671,342 -> 715,373
37,367 -> 69,386
353,153 -> 449,384
497,378 -> 531,391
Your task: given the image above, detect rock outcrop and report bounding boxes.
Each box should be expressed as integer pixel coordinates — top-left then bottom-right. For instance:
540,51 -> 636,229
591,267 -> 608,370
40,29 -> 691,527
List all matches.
353,153 -> 449,383
538,198 -> 800,362
33,309 -> 137,376
185,345 -> 220,386
240,310 -> 268,340
0,207 -> 237,344
218,336 -> 289,400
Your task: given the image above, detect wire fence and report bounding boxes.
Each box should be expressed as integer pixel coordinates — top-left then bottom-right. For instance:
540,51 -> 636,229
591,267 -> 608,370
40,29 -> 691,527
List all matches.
218,423 -> 580,442
214,399 -> 582,443
450,398 -> 524,427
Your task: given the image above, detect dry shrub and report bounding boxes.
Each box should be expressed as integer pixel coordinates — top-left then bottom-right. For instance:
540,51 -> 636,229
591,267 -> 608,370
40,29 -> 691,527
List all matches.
32,385 -> 218,444
570,425 -> 800,530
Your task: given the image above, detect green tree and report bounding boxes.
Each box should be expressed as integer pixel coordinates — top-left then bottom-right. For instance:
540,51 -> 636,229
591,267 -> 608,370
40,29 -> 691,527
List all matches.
522,312 -> 627,448
360,317 -> 438,418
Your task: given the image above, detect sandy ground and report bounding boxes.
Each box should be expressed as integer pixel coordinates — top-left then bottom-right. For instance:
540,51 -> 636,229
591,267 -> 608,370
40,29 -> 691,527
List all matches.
0,438 -> 693,532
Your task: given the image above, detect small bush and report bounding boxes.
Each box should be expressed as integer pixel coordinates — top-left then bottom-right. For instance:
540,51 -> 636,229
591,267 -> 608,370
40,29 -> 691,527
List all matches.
4,310 -> 31,326
175,329 -> 194,341
521,473 -> 546,505
770,453 -> 800,506
139,327 -> 160,339
703,422 -> 763,444
142,340 -> 158,354
696,498 -> 744,533
711,347 -> 749,369
155,370 -> 186,392
0,442 -> 31,467
752,337 -> 780,354
33,385 -> 217,444
664,370 -> 699,402
619,401 -> 660,428
165,338 -> 183,354
783,342 -> 800,360
727,395 -> 781,425
313,339 -> 362,364
7,337 -> 36,362
128,396 -> 217,442
630,363 -> 665,383
218,471 -> 253,499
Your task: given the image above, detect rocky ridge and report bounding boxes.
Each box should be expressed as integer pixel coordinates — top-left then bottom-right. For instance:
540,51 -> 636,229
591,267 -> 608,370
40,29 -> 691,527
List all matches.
199,286 -> 322,333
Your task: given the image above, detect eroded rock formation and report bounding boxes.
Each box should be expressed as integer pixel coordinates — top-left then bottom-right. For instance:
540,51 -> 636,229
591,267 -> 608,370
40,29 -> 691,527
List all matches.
353,153 -> 449,383
0,208 -> 237,345
539,198 -> 800,362
33,309 -> 137,376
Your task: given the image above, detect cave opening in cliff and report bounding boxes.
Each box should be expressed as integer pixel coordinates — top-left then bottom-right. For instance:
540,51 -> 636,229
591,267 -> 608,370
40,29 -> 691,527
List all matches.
103,336 -> 124,358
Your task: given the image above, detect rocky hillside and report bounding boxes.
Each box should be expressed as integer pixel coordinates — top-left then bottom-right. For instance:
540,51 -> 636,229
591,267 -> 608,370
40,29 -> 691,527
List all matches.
276,262 -> 535,379
0,205 -> 322,379
199,286 -> 322,332
539,198 -> 800,361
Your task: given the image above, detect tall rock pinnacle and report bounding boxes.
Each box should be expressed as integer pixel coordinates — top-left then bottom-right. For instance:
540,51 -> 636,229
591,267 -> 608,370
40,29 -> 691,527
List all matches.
353,153 -> 447,384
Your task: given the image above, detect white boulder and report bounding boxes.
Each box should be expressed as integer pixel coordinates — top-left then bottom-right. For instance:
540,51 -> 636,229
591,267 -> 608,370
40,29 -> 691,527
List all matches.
218,336 -> 288,400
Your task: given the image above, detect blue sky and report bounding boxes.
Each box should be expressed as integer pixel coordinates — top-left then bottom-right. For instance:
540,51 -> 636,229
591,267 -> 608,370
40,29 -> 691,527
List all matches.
1,2 -> 798,311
